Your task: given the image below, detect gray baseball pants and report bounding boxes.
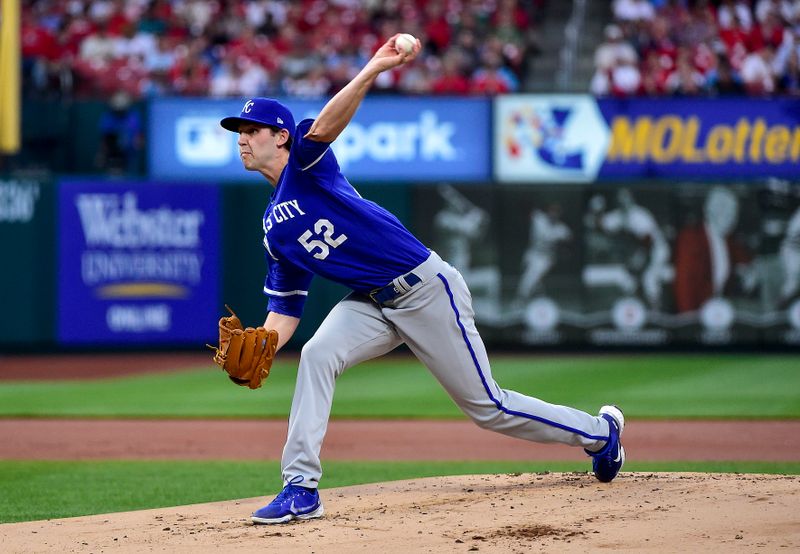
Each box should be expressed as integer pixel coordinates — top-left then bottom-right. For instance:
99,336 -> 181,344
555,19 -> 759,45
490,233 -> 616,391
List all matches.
281,251 -> 611,487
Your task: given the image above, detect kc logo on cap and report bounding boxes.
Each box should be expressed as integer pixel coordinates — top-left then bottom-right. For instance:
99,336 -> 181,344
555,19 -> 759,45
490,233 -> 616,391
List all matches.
220,98 -> 296,138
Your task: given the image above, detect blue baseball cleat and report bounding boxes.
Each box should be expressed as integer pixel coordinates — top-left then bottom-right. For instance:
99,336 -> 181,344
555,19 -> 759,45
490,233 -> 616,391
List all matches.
586,405 -> 625,483
251,477 -> 324,524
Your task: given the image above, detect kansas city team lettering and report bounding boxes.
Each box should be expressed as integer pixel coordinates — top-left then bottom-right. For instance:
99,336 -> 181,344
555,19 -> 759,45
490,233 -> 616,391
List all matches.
263,199 -> 305,231
263,199 -> 348,261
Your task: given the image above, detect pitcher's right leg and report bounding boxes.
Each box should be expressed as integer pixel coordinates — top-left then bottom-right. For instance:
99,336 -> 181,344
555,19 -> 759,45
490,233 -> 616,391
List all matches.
280,293 -> 403,489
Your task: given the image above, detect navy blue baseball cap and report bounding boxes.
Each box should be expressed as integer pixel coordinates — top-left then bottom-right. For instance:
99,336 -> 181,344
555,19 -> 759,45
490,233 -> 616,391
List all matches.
220,98 -> 296,138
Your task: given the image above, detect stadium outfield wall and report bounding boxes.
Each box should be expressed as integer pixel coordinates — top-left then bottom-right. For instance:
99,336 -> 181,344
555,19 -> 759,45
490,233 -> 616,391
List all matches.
2,95 -> 800,350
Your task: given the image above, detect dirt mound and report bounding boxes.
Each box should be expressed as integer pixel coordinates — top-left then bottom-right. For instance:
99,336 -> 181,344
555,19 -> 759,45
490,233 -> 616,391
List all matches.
2,472 -> 798,553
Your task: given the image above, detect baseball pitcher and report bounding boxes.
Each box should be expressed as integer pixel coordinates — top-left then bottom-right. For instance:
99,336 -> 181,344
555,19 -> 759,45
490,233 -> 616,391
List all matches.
211,34 -> 625,524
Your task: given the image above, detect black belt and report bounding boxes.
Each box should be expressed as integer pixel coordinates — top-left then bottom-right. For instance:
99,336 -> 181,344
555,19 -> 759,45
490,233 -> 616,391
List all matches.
369,272 -> 422,305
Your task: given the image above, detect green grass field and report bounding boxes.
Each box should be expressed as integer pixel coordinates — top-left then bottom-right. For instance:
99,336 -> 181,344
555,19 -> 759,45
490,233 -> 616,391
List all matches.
2,460 -> 799,524
1,354 -> 799,419
1,353 -> 798,523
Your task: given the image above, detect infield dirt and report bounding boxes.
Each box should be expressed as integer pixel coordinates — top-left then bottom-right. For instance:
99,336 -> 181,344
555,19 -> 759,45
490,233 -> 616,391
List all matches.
1,472 -> 798,553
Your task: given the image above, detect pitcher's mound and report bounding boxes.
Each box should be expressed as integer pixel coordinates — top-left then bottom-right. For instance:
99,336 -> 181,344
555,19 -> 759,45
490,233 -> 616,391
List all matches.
2,472 -> 798,553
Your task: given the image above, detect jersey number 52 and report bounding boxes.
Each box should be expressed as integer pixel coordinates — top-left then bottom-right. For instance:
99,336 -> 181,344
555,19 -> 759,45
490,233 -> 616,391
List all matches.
298,218 -> 348,260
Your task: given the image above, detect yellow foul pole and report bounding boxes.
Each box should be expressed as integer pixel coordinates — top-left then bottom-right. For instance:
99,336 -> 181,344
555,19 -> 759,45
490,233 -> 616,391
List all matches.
0,0 -> 21,154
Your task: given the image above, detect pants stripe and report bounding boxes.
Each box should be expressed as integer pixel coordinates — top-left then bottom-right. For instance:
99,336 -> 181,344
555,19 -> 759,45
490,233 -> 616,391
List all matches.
436,273 -> 607,442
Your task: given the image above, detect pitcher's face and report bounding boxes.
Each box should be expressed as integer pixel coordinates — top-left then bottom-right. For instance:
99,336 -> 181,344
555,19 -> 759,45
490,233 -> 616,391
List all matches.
237,124 -> 284,172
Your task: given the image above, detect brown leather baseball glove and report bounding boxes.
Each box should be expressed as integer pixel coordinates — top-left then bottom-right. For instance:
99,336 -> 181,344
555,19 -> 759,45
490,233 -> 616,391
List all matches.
208,305 -> 278,390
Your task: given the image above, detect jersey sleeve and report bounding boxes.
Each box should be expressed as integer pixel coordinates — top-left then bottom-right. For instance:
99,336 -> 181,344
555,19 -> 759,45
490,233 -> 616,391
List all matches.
263,256 -> 314,318
290,118 -> 338,175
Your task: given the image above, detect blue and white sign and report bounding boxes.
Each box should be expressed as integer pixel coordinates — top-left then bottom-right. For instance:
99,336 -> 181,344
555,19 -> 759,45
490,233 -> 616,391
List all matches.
149,97 -> 491,182
57,180 -> 219,344
494,95 -> 610,183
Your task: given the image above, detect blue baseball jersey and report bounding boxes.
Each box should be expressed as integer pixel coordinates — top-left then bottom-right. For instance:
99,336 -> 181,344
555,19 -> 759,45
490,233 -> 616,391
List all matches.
262,119 -> 430,317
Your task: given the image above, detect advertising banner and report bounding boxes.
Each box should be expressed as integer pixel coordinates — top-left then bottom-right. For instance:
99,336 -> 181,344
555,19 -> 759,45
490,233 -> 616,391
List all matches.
495,96 -> 800,182
0,175 -> 55,346
580,186 -> 676,346
149,97 -> 491,182
412,182 -> 800,347
494,95 -> 610,183
499,186 -> 586,345
668,184 -> 761,345
756,182 -> 800,345
573,183 -> 786,346
413,184 -> 503,331
657,182 -> 800,347
412,184 -> 587,345
57,181 -> 219,345
600,98 -> 800,179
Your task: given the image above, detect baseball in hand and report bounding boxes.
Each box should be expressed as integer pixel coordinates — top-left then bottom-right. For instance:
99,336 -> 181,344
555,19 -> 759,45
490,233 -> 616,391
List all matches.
395,33 -> 417,55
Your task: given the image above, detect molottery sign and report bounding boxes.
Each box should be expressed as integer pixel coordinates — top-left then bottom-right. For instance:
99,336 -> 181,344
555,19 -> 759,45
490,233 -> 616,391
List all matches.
601,97 -> 800,178
57,181 -> 219,344
149,97 -> 491,182
495,96 -> 800,182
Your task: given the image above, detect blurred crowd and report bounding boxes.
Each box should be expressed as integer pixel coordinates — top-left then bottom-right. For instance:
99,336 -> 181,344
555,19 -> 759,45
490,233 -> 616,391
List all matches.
591,0 -> 800,96
22,0 -> 543,100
